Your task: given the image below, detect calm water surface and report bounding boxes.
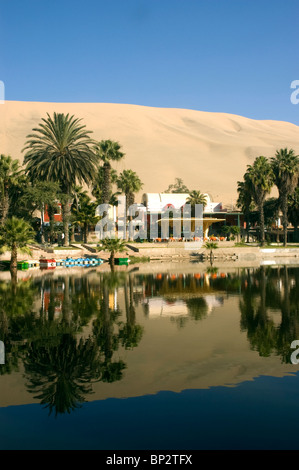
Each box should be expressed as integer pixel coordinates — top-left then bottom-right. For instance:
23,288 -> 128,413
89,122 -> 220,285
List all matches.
0,263 -> 299,449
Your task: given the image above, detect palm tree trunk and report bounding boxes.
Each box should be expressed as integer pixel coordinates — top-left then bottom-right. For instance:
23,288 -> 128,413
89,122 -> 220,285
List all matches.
0,192 -> 9,225
48,205 -> 55,244
109,251 -> 115,271
281,194 -> 288,247
10,242 -> 17,271
103,163 -> 111,234
103,163 -> 111,204
62,198 -> 71,247
84,224 -> 87,244
70,225 -> 75,243
244,212 -> 249,243
258,200 -> 265,246
127,192 -> 135,241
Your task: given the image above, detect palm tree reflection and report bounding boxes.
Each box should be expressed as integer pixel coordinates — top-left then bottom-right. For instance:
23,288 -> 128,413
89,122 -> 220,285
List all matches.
240,266 -> 299,363
24,333 -> 102,416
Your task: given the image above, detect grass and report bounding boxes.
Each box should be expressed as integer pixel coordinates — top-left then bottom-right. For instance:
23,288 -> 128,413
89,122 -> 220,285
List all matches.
234,242 -> 299,248
129,256 -> 151,264
54,246 -> 81,250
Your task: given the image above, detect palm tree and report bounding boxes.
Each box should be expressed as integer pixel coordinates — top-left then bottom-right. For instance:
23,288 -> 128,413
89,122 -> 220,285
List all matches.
92,165 -> 118,205
204,241 -> 218,263
94,140 -> 124,235
72,194 -> 100,243
22,112 -> 98,246
20,181 -> 61,244
237,178 -> 254,242
186,190 -> 207,214
245,156 -> 274,246
0,217 -> 35,271
288,186 -> 299,242
99,237 -> 127,270
271,148 -> 299,246
69,186 -> 89,243
94,140 -> 124,205
24,334 -> 103,416
117,169 -> 143,239
0,155 -> 25,225
117,169 -> 143,210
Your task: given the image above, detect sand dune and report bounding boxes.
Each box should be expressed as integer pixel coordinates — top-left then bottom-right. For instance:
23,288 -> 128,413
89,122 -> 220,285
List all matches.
1,101 -> 299,206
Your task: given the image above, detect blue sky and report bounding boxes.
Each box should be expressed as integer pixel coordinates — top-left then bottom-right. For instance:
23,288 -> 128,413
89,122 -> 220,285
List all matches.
1,0 -> 299,124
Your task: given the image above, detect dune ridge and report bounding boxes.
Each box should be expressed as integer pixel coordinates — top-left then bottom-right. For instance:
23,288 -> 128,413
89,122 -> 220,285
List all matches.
1,101 -> 299,206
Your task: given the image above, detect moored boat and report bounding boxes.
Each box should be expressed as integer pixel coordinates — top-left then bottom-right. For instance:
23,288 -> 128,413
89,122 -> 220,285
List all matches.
114,257 -> 130,266
39,258 -> 56,269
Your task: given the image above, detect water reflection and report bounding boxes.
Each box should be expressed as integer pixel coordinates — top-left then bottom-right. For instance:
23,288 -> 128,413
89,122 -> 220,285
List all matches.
240,266 -> 299,363
0,265 -> 298,415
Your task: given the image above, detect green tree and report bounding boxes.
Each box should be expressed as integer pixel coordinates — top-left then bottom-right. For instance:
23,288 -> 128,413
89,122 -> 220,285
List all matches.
204,242 -> 218,263
288,186 -> 299,242
186,190 -> 207,207
92,165 -> 118,205
0,217 -> 35,271
23,112 -> 98,246
99,237 -> 127,270
117,169 -> 143,211
271,148 -> 299,246
72,194 -> 100,243
245,156 -> 274,246
237,178 -> 254,242
0,155 -> 25,225
20,181 -> 61,244
164,177 -> 189,193
117,169 -> 143,239
94,139 -> 124,205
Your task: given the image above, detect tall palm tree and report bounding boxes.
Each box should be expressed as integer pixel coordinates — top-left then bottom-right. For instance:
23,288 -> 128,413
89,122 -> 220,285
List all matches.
0,155 -> 25,225
117,170 -> 143,238
0,217 -> 35,271
70,185 -> 88,242
288,186 -> 299,242
92,165 -> 118,205
186,190 -> 207,213
94,140 -> 124,206
22,112 -> 98,246
237,178 -> 254,242
94,140 -> 124,235
245,156 -> 274,246
271,148 -> 299,246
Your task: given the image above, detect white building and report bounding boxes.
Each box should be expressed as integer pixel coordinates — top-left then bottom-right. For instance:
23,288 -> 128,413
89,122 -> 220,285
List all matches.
141,193 -> 222,213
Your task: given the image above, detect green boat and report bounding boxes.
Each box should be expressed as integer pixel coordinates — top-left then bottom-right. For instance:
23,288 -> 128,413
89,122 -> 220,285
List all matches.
114,257 -> 130,266
0,260 -> 29,270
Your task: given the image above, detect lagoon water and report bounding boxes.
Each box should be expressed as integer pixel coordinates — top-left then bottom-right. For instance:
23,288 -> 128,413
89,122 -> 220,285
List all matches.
0,263 -> 299,450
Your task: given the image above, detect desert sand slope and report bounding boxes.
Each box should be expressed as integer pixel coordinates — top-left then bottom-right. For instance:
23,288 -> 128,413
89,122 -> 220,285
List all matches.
0,101 -> 299,206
